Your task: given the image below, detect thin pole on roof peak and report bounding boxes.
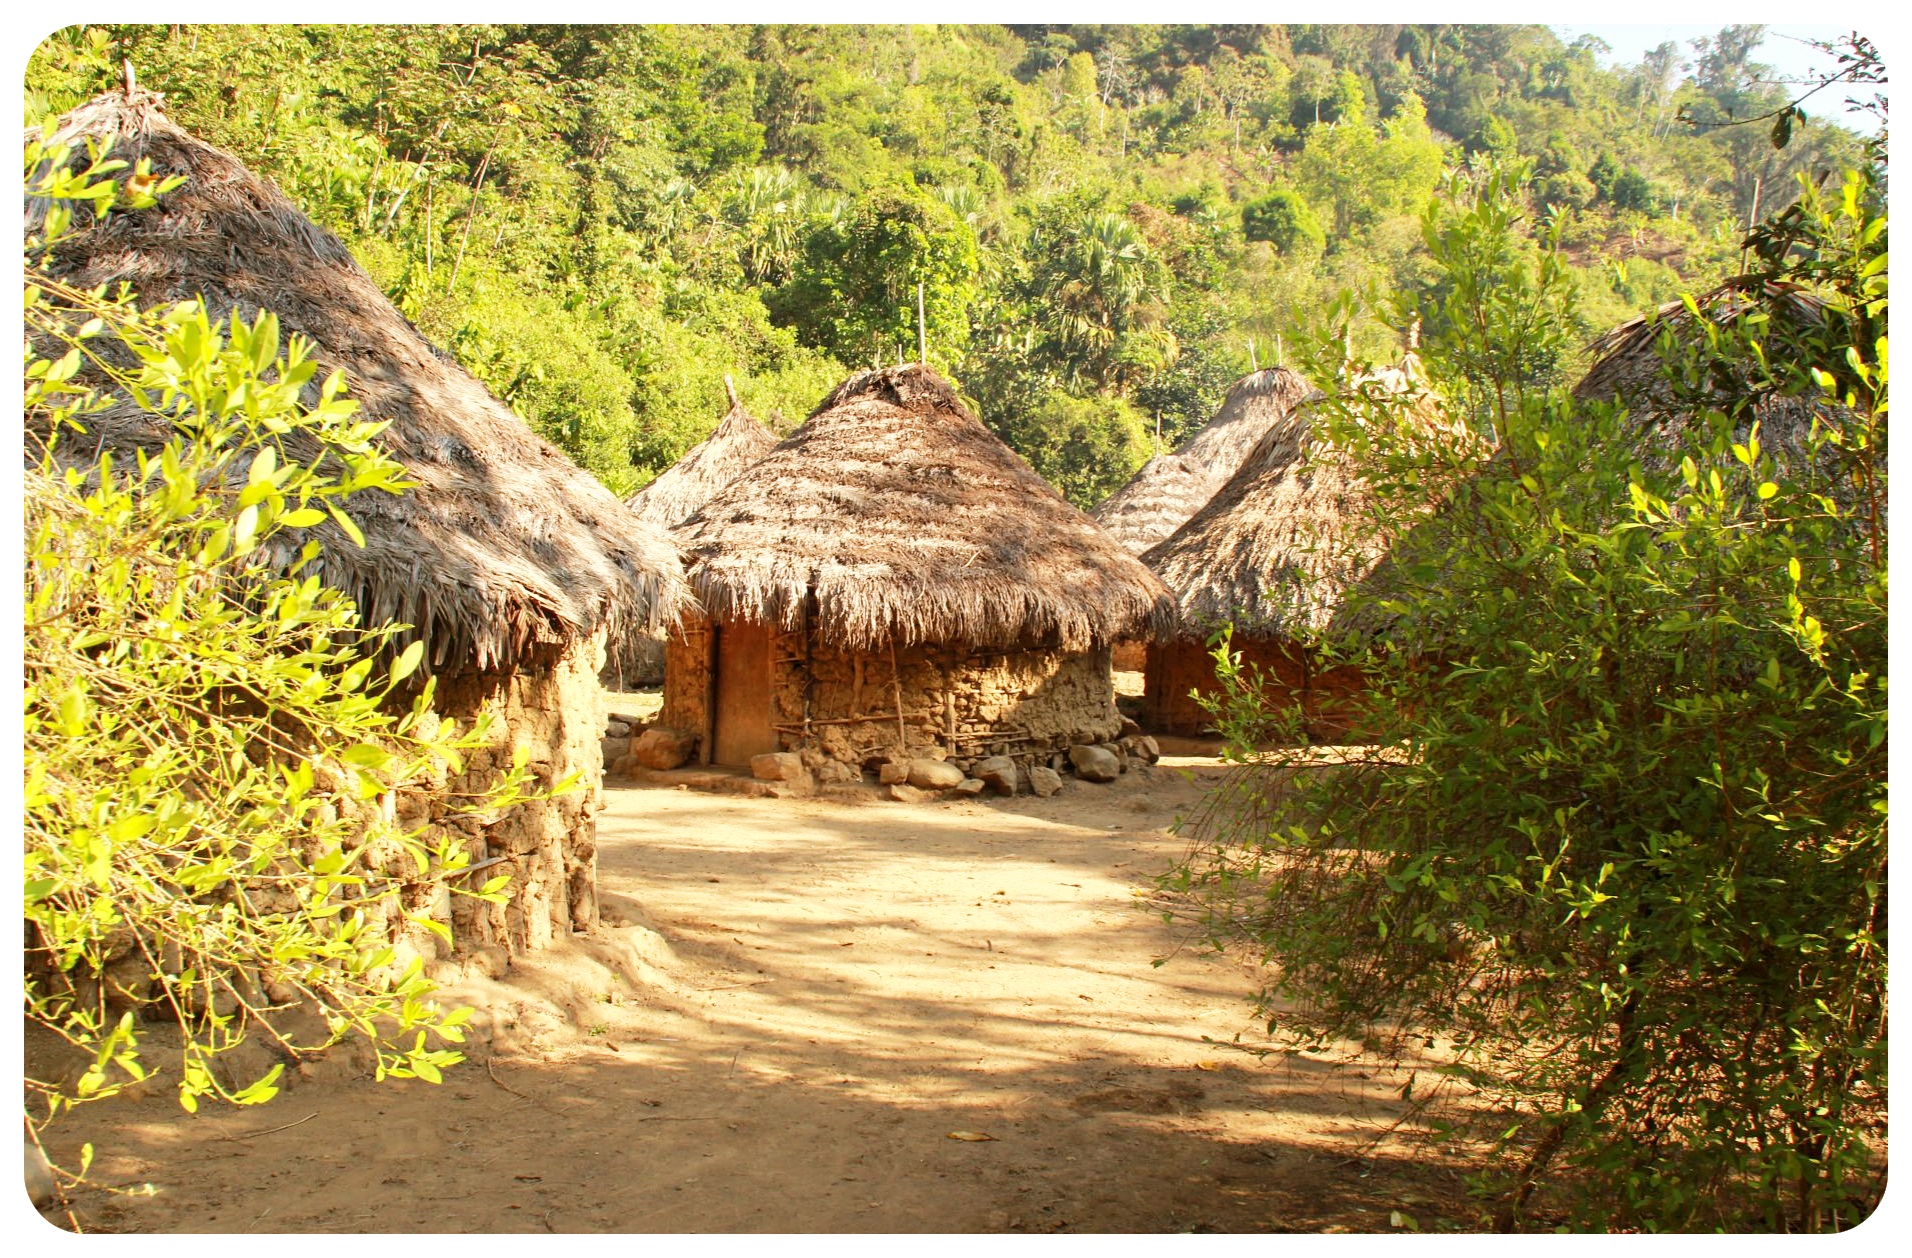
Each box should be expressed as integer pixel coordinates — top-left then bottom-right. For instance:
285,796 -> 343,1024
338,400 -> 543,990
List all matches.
723,373 -> 739,409
916,281 -> 927,366
122,59 -> 137,95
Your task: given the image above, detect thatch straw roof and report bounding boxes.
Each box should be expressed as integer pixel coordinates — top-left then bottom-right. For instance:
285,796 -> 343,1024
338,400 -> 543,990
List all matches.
1332,283 -> 1861,649
1573,279 -> 1852,480
1575,279 -> 1831,410
1092,367 -> 1318,554
1145,358 -> 1452,641
26,87 -> 690,672
675,364 -> 1175,651
624,381 -> 779,528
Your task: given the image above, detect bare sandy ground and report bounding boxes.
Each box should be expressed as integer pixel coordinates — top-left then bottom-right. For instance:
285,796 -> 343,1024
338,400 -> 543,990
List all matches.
43,759 -> 1470,1234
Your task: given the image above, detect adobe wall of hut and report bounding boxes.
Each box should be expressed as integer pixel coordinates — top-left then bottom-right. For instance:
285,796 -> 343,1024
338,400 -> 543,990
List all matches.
663,613 -> 1123,770
1144,636 -> 1369,742
431,630 -> 608,953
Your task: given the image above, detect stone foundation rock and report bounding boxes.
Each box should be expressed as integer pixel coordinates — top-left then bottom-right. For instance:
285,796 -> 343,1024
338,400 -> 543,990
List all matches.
907,759 -> 967,790
632,726 -> 697,771
1068,744 -> 1121,783
973,755 -> 1019,795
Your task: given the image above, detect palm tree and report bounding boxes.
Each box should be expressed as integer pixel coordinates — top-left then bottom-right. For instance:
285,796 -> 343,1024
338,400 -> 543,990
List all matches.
1040,210 -> 1173,391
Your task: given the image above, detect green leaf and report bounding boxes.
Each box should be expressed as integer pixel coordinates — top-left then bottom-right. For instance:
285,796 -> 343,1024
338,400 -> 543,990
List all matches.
340,743 -> 392,770
390,639 -> 425,685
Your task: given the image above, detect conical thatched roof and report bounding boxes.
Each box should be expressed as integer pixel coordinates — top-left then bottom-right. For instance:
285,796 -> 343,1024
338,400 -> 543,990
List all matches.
1145,359 -> 1452,641
1573,279 -> 1849,478
1092,367 -> 1318,554
675,364 -> 1175,651
624,384 -> 779,528
1575,279 -> 1832,411
1333,285 -> 1861,650
26,88 -> 690,672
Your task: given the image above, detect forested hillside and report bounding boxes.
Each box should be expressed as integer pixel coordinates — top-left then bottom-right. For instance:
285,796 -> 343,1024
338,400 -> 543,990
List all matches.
26,23 -> 1870,504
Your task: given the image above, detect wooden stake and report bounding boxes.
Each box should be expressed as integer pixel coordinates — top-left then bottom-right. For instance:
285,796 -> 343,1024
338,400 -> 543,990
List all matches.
916,281 -> 927,365
889,639 -> 907,752
800,592 -> 815,743
1742,175 -> 1763,270
723,373 -> 739,409
701,623 -> 720,766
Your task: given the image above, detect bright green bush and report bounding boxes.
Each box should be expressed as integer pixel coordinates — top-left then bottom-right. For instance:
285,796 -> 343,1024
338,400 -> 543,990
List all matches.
985,388 -> 1152,510
23,128 -> 544,1208
1167,163 -> 1886,1231
1241,189 -> 1325,255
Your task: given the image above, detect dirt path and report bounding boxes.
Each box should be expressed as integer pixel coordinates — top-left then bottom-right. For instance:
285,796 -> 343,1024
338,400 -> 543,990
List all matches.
50,763 -> 1465,1234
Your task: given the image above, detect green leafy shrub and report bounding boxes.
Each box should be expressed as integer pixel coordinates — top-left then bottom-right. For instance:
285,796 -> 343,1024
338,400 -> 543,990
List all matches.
984,388 -> 1152,510
1166,163 -> 1886,1231
23,127 -> 546,1209
1241,189 -> 1325,255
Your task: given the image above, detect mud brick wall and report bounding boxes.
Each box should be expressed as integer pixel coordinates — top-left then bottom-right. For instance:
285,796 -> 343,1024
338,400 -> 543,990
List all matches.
427,628 -> 608,954
661,612 -> 1124,769
1143,635 -> 1372,742
789,635 -> 1123,765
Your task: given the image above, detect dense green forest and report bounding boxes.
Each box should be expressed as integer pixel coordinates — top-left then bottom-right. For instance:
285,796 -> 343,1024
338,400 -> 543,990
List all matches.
25,22 -> 1870,505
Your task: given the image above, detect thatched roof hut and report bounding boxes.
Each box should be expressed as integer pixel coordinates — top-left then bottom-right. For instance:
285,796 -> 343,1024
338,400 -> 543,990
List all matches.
678,364 -> 1174,652
660,364 -> 1174,775
624,379 -> 779,529
1092,367 -> 1319,555
25,86 -> 692,952
1573,279 -> 1853,487
1332,281 -> 1861,655
27,87 -> 690,675
1139,355 -> 1451,737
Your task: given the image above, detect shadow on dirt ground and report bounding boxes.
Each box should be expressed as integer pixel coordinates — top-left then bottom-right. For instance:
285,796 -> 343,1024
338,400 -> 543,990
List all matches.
39,765 -> 1483,1234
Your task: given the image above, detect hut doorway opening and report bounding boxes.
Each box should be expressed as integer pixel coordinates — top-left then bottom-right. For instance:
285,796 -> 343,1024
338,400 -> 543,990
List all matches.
712,620 -> 777,766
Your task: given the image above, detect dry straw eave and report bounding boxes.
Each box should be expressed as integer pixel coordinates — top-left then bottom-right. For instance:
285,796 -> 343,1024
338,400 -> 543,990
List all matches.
26,87 -> 692,673
676,364 -> 1176,652
1092,366 -> 1319,555
625,397 -> 780,529
1146,362 -> 1453,643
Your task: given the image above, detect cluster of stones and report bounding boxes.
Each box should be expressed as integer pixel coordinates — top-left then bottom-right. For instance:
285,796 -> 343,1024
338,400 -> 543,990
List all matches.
602,715 -> 1162,803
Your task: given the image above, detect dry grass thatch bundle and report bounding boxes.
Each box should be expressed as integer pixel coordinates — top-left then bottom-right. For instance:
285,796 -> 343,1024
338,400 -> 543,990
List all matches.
625,382 -> 779,528
676,364 -> 1175,651
1145,359 -> 1451,640
1334,284 -> 1862,649
27,88 -> 690,672
1092,367 -> 1318,554
1573,279 -> 1854,482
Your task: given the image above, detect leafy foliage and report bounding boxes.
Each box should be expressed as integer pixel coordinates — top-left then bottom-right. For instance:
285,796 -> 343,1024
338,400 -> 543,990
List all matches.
23,127 -> 551,1206
1166,161 -> 1886,1231
24,23 -> 1873,504
1242,189 -> 1324,255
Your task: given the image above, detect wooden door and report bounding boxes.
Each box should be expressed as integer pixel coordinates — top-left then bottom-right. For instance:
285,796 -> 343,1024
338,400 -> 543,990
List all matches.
712,619 -> 777,766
